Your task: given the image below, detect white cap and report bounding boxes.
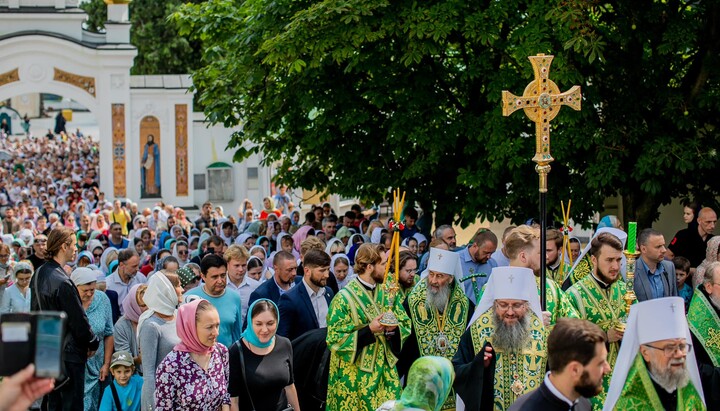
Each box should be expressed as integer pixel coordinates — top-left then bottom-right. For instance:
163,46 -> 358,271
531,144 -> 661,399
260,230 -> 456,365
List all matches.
467,266 -> 543,329
603,297 -> 704,411
637,297 -> 687,344
427,248 -> 459,277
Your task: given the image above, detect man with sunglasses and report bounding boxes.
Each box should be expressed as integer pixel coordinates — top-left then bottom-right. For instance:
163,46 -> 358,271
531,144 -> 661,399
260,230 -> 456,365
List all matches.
27,233 -> 47,271
604,297 -> 705,410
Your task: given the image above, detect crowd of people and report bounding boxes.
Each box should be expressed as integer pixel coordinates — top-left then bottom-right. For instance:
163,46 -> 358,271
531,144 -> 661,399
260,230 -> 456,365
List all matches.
0,131 -> 719,411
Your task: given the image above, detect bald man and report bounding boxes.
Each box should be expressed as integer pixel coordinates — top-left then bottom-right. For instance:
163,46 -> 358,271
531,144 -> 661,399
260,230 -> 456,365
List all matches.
669,207 -> 716,271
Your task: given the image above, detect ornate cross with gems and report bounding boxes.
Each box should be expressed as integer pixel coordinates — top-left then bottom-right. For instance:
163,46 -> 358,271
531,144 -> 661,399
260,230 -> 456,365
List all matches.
502,54 -> 582,172
501,53 -> 582,310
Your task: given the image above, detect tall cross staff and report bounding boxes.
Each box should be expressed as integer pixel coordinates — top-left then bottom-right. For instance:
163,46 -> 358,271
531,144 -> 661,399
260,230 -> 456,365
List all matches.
501,53 -> 582,309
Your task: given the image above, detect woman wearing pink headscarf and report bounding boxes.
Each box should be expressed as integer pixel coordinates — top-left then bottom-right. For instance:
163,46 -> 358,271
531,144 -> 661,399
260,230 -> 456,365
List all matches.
113,284 -> 148,369
291,225 -> 314,253
155,299 -> 230,411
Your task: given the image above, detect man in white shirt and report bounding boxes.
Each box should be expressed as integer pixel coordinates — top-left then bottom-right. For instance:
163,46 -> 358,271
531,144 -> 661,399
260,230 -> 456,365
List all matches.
223,244 -> 259,326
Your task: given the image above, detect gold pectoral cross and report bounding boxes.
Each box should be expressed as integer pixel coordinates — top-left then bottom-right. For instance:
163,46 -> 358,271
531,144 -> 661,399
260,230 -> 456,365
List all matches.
502,54 -> 582,174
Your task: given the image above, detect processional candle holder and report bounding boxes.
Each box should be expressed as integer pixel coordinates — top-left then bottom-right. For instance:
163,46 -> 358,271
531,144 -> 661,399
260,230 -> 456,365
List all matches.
378,189 -> 405,327
616,222 -> 639,332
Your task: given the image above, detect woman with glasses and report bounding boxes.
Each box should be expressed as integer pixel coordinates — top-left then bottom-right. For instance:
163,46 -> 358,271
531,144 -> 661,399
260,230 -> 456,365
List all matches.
0,261 -> 33,313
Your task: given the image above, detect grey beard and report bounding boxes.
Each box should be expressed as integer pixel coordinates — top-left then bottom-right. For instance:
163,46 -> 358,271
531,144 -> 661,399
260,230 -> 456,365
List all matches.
492,311 -> 530,353
648,360 -> 690,393
426,283 -> 451,313
709,294 -> 720,311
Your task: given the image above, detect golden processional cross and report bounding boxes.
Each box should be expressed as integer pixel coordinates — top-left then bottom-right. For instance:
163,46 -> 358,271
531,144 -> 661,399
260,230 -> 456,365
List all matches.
501,53 -> 582,309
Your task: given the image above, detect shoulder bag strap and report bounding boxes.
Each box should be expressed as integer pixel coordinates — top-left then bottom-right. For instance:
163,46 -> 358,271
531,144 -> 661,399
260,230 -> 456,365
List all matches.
235,340 -> 257,411
110,381 -> 123,411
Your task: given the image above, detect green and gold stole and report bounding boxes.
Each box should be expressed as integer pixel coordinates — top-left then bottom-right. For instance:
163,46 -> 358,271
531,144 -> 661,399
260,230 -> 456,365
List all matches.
611,353 -> 705,411
470,309 -> 547,411
687,290 -> 720,367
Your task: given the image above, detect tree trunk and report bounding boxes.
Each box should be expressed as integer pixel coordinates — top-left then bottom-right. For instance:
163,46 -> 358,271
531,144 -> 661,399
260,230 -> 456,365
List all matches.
621,192 -> 661,229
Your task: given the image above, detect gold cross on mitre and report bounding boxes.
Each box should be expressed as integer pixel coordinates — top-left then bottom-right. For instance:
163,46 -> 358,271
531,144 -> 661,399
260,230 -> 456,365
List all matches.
501,54 -> 581,168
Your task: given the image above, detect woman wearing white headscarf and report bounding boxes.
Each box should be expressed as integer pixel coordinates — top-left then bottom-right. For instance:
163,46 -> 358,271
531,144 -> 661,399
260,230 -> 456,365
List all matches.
325,237 -> 345,256
330,253 -> 355,289
71,267 -> 114,411
137,272 -> 180,411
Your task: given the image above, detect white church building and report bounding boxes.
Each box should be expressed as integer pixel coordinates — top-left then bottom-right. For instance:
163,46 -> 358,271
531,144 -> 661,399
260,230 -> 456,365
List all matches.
0,0 -> 273,213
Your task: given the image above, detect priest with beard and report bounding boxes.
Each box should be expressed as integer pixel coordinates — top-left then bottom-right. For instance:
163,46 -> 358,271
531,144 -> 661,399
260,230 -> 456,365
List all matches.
566,232 -> 629,409
603,297 -> 706,410
398,247 -> 472,411
452,266 -> 547,411
687,261 -> 720,410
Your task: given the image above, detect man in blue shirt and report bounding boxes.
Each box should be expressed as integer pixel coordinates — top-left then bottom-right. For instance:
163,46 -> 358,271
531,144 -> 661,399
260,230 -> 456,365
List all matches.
635,228 -> 678,301
457,228 -> 498,304
107,223 -> 130,250
184,254 -> 243,347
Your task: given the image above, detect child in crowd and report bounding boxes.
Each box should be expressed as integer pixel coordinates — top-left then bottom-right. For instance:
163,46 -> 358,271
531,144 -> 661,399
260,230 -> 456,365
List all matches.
673,256 -> 693,311
99,351 -> 143,411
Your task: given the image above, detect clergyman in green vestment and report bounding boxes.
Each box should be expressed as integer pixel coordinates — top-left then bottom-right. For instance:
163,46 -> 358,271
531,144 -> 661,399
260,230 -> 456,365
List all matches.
603,297 -> 706,411
563,228 -> 627,290
566,232 -> 630,410
453,266 -> 547,411
399,247 -> 470,411
326,243 -> 411,411
687,261 -> 720,411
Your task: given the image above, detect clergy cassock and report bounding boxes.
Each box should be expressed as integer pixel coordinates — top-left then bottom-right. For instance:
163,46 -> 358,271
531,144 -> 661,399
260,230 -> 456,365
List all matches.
566,273 -> 629,410
453,266 -> 547,411
687,286 -> 720,411
400,248 -> 470,411
603,297 -> 706,411
563,228 -> 627,290
326,278 -> 411,411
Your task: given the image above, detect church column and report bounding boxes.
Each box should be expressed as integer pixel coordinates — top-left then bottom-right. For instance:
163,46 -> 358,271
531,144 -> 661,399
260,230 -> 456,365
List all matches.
111,103 -> 127,198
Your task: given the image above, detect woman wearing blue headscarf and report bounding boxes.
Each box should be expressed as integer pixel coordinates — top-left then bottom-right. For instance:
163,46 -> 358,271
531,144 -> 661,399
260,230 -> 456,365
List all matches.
228,299 -> 299,411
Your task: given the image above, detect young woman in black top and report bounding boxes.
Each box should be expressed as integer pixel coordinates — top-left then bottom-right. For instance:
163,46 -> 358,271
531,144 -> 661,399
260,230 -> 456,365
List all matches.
229,299 -> 299,411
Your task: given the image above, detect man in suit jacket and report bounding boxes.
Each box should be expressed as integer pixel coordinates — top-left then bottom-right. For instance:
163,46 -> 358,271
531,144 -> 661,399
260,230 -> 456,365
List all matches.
248,250 -> 301,307
509,318 -> 610,411
634,228 -> 678,302
278,249 -> 335,340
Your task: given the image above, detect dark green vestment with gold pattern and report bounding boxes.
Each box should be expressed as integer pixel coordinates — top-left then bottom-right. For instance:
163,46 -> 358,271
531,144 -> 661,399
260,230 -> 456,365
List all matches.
406,278 -> 469,410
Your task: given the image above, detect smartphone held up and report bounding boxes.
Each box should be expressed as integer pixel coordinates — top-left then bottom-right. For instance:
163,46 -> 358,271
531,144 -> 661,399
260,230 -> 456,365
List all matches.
0,311 -> 66,378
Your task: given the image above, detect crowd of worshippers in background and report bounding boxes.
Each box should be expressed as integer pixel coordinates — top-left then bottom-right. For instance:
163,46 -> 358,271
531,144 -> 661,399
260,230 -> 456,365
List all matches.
0,130 -> 719,411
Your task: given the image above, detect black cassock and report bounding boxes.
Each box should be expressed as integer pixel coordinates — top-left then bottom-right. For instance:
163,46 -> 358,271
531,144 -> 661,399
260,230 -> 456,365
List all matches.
291,328 -> 330,411
451,327 -> 496,411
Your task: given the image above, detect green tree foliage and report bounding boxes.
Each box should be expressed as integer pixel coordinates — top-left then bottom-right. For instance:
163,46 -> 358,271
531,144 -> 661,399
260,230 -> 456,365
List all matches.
173,0 -> 720,228
82,0 -> 203,76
